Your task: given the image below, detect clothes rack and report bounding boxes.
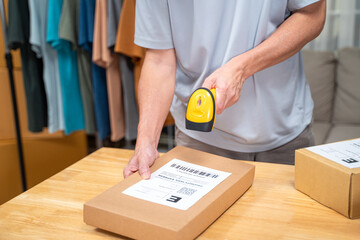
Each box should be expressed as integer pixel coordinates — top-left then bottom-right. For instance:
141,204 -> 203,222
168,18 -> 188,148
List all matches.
0,0 -> 27,192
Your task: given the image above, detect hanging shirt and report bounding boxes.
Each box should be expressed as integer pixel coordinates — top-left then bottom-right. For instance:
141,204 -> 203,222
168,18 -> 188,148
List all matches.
135,0 -> 317,152
107,0 -> 123,51
8,0 -> 48,133
79,0 -> 111,140
118,55 -> 139,140
28,0 -> 64,134
115,0 -> 174,133
59,0 -> 96,134
92,0 -> 125,142
108,0 -> 139,141
47,0 -> 85,135
115,0 -> 145,98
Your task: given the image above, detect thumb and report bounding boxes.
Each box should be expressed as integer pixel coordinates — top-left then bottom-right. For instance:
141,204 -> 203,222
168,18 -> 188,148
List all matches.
214,88 -> 226,114
138,161 -> 151,180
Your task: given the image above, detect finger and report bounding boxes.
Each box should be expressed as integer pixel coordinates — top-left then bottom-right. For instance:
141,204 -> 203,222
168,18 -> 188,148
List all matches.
123,166 -> 135,178
123,167 -> 132,178
123,163 -> 139,178
202,76 -> 215,90
138,162 -> 151,180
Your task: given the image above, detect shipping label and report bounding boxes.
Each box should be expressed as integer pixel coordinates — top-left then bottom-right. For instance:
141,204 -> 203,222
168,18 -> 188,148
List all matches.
122,158 -> 231,210
307,139 -> 360,169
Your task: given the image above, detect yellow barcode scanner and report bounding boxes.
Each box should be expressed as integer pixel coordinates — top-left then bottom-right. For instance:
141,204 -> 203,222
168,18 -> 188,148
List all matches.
185,88 -> 216,132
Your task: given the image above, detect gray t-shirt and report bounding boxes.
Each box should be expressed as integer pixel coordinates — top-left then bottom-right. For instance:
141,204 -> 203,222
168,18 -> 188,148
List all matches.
28,0 -> 64,133
107,0 -> 139,141
135,0 -> 318,152
107,0 -> 123,50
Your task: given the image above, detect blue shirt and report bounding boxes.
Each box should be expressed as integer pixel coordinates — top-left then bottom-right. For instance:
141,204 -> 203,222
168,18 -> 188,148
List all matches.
79,0 -> 95,52
47,0 -> 85,135
79,0 -> 111,140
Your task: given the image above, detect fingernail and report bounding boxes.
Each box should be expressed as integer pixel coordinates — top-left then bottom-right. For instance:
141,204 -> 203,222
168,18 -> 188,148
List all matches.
141,172 -> 150,180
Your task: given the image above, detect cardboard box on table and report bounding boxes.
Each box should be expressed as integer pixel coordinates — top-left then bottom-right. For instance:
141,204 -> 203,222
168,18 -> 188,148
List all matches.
84,146 -> 255,240
295,139 -> 360,219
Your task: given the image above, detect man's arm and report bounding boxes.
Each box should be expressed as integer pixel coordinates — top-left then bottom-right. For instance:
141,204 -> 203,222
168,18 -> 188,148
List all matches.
203,0 -> 326,114
123,48 -> 177,179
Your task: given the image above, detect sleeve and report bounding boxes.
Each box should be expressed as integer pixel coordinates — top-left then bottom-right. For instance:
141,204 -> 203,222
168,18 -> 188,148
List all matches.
107,0 -> 123,49
134,0 -> 173,49
59,0 -> 77,50
92,0 -> 108,67
287,0 -> 320,12
46,0 -> 63,50
7,0 -> 26,49
28,0 -> 42,58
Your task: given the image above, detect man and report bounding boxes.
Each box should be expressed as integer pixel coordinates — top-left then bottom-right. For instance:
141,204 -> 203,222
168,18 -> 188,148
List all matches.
124,0 -> 326,179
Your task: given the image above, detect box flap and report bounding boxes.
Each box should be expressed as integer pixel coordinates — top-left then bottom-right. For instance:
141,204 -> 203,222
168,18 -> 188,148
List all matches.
350,172 -> 360,219
84,146 -> 255,240
301,149 -> 354,174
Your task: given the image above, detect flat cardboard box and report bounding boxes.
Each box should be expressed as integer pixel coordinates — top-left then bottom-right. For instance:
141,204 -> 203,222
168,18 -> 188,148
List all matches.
295,139 -> 360,219
84,146 -> 255,239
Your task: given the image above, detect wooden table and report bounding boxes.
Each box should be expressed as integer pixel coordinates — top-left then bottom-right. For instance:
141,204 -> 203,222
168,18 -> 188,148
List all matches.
1,148 -> 359,239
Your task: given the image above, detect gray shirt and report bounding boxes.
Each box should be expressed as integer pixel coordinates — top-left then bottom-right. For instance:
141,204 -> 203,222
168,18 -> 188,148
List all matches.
107,0 -> 123,50
28,0 -> 64,133
135,0 -> 318,152
107,0 -> 139,141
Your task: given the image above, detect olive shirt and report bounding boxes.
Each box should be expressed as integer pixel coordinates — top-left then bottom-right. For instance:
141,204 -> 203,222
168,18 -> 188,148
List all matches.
7,0 -> 48,132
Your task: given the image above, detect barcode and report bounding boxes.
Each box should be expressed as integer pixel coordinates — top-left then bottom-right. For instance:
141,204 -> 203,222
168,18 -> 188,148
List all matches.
170,163 -> 219,178
177,187 -> 197,196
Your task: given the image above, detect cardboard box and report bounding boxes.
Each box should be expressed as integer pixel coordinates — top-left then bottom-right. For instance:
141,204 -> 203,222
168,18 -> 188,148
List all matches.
295,139 -> 360,219
84,146 -> 255,239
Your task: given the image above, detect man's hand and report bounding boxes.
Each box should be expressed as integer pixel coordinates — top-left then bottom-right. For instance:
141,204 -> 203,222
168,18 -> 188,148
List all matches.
123,143 -> 159,179
122,48 -> 176,179
203,0 -> 326,115
202,57 -> 247,114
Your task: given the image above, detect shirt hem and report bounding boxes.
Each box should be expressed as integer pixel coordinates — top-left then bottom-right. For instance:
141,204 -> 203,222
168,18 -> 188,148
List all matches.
134,36 -> 174,50
288,0 -> 320,12
176,121 -> 311,153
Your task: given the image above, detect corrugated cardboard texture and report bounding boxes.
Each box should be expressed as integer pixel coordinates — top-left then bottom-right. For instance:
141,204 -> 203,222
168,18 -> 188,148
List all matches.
84,146 -> 255,239
295,148 -> 360,219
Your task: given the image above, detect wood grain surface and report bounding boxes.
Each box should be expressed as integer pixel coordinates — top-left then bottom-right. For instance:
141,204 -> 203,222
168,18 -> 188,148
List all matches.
0,148 -> 359,240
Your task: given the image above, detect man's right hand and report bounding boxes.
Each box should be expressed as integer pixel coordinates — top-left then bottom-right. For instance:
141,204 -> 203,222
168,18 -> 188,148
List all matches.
123,48 -> 176,180
123,144 -> 159,179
